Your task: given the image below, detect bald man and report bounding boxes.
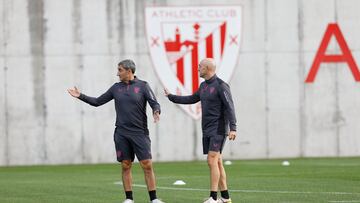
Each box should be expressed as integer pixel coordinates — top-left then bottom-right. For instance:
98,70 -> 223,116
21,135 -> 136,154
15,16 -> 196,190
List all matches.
165,58 -> 237,203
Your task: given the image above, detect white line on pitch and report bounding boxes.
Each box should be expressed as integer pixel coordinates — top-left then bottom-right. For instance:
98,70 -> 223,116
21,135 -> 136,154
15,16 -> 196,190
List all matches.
113,182 -> 360,195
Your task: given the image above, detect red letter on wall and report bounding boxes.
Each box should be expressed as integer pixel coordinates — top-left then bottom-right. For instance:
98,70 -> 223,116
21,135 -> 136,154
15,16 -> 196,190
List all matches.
305,23 -> 360,83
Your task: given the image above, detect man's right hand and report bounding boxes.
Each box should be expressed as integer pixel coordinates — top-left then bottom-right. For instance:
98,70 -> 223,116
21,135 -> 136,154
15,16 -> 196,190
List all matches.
67,86 -> 81,98
228,131 -> 236,141
164,88 -> 170,97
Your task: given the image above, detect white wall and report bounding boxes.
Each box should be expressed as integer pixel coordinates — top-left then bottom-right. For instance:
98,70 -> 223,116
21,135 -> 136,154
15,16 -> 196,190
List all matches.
1,0 -> 360,166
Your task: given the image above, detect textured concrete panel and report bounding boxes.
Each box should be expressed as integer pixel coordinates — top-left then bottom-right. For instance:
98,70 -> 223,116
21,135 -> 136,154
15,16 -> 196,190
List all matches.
267,53 -> 301,158
302,0 -> 336,51
4,0 -> 31,56
43,0 -> 73,56
337,0 -> 360,50
337,51 -> 360,156
0,58 -> 6,165
80,0 -> 109,55
266,0 -> 299,52
6,57 -> 46,165
80,56 -> 117,163
0,0 -> 4,56
44,56 -> 84,164
105,0 -> 121,55
304,52 -> 338,157
240,0 -> 266,53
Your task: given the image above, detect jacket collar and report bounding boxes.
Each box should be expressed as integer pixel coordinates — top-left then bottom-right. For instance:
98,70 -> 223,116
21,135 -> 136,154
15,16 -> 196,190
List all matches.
205,74 -> 217,84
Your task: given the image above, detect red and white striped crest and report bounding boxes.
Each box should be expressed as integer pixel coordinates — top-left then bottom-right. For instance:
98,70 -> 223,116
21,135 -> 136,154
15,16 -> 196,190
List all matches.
145,6 -> 242,119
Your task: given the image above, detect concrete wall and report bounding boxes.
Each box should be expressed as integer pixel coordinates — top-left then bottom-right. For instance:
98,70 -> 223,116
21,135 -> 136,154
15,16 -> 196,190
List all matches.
1,0 -> 360,166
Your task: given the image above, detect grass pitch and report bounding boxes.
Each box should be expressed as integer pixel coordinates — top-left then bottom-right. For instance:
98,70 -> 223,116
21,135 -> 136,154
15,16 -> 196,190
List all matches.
0,157 -> 359,203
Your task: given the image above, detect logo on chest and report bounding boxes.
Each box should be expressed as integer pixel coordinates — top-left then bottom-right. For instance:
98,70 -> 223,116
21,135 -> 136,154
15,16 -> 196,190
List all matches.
134,87 -> 140,94
201,85 -> 216,95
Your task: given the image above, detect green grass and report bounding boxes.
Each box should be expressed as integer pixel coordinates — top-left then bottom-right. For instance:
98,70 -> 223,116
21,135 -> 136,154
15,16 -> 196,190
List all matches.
0,157 -> 360,203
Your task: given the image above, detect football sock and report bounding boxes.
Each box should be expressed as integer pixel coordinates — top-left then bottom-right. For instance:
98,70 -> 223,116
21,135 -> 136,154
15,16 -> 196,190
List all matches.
149,190 -> 157,201
210,191 -> 217,200
125,191 -> 133,200
221,190 -> 230,199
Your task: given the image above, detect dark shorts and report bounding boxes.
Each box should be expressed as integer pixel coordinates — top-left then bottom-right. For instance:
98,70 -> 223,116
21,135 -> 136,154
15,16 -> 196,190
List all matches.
203,135 -> 226,154
114,129 -> 152,162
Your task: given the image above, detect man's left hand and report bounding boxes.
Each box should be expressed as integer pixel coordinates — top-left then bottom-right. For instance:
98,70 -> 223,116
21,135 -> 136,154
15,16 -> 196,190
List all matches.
153,111 -> 160,123
228,131 -> 236,140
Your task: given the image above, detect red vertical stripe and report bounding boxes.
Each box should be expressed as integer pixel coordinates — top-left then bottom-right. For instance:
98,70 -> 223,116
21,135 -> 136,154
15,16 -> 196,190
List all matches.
177,58 -> 184,84
206,34 -> 213,58
220,22 -> 226,56
192,45 -> 199,93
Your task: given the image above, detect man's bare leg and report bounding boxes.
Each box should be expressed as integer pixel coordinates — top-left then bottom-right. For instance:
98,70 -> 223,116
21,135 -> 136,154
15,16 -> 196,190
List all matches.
139,159 -> 156,190
140,159 -> 161,202
208,151 -> 221,191
218,156 -> 228,191
217,156 -> 231,201
121,160 -> 133,191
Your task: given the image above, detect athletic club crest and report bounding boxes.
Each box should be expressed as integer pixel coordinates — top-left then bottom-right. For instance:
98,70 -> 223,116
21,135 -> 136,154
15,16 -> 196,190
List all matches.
145,6 -> 242,119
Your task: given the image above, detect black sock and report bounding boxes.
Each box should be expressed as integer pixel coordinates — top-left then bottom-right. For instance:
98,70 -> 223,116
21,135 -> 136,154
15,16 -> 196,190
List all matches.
149,190 -> 157,201
210,191 -> 217,200
125,191 -> 133,200
221,190 -> 230,199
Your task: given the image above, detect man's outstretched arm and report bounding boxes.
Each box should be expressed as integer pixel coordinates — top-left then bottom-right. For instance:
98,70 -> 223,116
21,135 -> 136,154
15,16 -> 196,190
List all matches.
67,85 -> 114,107
164,88 -> 200,104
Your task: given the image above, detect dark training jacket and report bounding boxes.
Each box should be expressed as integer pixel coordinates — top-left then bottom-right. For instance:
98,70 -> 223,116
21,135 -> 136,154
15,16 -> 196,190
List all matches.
79,77 -> 160,136
168,75 -> 237,137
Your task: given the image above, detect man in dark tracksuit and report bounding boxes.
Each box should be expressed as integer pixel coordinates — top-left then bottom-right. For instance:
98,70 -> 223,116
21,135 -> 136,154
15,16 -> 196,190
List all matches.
165,58 -> 236,203
68,59 -> 165,203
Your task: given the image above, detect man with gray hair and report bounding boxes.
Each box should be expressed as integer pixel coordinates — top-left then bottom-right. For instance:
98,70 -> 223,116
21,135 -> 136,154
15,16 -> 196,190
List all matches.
68,59 -> 165,203
165,58 -> 237,203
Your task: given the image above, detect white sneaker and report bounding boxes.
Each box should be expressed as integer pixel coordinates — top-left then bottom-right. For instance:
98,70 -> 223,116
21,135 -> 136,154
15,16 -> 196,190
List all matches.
218,197 -> 232,203
203,197 -> 218,203
122,199 -> 134,203
151,199 -> 165,203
